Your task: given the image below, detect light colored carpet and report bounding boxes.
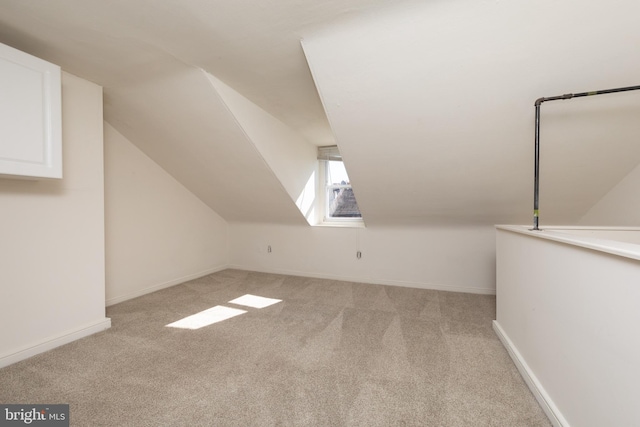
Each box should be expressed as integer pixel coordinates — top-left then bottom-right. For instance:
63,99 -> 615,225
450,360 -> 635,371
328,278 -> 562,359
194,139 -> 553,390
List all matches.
0,270 -> 550,426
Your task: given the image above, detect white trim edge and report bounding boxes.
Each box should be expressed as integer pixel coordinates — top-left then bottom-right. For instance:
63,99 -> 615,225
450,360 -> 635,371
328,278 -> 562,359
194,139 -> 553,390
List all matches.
492,320 -> 569,427
0,318 -> 111,369
106,264 -> 229,306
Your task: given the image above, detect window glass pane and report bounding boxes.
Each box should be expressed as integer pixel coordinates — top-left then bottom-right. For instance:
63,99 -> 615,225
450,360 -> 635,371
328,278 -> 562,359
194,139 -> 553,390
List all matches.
328,187 -> 361,218
325,160 -> 361,218
327,161 -> 349,185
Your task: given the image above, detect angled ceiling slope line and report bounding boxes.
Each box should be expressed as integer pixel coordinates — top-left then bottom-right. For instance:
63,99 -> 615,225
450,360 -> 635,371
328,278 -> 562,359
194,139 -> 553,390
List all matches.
105,64 -> 307,225
206,71 -> 319,225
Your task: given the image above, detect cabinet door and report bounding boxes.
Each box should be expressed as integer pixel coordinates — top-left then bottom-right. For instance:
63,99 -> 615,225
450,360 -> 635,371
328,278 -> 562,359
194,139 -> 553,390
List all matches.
0,42 -> 62,179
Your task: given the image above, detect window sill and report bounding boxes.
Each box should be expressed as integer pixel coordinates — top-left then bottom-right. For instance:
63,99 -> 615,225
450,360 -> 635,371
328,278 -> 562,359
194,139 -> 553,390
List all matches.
312,220 -> 366,228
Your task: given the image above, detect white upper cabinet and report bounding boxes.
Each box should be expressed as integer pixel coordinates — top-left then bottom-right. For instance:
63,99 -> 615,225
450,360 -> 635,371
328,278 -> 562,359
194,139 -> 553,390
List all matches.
0,42 -> 62,179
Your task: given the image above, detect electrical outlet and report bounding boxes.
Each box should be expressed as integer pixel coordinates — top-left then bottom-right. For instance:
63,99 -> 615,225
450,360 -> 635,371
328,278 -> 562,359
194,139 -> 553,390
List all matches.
267,245 -> 272,253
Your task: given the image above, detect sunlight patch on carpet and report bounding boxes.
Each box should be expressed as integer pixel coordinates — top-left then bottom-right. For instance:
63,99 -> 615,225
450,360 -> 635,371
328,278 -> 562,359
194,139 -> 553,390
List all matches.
166,306 -> 246,330
228,294 -> 282,309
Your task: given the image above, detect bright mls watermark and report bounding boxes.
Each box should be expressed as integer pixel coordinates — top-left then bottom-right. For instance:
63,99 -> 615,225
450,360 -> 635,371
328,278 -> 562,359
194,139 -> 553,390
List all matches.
0,405 -> 68,426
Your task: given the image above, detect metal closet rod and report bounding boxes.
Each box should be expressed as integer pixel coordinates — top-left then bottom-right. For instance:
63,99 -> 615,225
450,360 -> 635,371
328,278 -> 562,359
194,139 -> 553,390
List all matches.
532,84 -> 640,231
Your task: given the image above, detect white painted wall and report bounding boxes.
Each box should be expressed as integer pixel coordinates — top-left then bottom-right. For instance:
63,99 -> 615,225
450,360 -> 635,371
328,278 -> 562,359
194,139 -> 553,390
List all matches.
230,222 -> 496,294
579,160 -> 640,226
0,72 -> 110,368
494,227 -> 640,426
104,122 -> 229,306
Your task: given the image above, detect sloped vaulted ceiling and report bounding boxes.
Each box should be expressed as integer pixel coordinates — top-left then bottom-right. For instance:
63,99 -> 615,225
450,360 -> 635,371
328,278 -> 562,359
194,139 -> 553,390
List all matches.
1,0 -> 640,226
302,0 -> 640,226
105,64 -> 311,224
0,0 -> 419,224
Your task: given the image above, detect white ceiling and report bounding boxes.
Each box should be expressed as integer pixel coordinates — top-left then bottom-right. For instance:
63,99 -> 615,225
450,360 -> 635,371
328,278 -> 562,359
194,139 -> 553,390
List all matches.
1,0 -> 640,226
0,0 -> 419,146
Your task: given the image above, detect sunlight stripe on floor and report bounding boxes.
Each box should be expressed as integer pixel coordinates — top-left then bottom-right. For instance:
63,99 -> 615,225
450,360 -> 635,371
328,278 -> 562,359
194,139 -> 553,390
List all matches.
228,294 -> 282,309
166,306 -> 246,330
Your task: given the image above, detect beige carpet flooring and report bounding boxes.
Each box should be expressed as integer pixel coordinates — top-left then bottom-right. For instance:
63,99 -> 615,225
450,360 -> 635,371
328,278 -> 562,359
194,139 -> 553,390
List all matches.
0,270 -> 550,426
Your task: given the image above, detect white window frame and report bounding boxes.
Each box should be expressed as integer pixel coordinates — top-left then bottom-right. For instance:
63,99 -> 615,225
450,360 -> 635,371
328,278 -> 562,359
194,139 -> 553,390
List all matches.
317,158 -> 364,227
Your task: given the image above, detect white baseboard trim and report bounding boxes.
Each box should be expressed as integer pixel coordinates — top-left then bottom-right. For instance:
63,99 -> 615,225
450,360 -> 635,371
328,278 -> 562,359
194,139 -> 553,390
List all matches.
106,264 -> 229,306
0,318 -> 111,369
228,264 -> 495,295
492,320 -> 569,427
